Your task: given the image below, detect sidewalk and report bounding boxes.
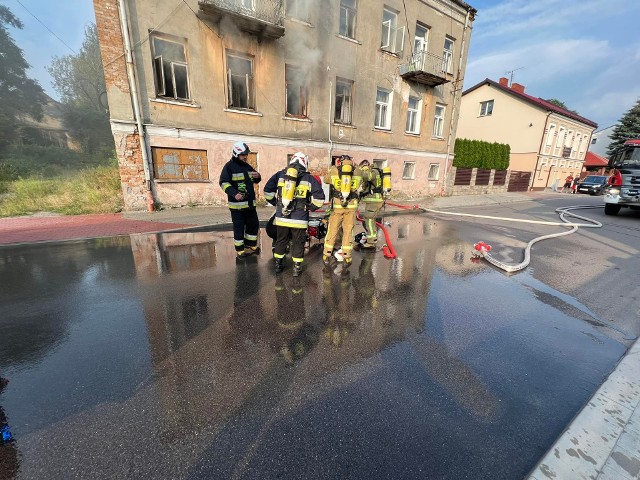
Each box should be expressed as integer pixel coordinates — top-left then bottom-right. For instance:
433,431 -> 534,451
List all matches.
3,190 -> 637,479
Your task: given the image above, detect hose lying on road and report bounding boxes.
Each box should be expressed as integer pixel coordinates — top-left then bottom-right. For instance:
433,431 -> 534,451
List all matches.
385,202 -> 603,273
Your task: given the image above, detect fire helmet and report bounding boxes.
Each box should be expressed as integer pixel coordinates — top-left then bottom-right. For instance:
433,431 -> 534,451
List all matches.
359,159 -> 370,168
232,142 -> 250,158
290,152 -> 309,171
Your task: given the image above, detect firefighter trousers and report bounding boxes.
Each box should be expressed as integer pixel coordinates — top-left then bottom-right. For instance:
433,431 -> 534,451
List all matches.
362,201 -> 383,246
230,208 -> 259,253
274,226 -> 307,263
323,208 -> 356,261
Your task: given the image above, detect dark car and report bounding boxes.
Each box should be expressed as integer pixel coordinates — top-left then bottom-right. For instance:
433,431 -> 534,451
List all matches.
576,175 -> 609,195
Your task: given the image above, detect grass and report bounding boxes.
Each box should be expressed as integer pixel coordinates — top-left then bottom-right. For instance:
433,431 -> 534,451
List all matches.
0,165 -> 123,217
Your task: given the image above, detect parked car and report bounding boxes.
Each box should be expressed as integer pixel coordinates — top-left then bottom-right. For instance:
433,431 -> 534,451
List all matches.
576,175 -> 609,195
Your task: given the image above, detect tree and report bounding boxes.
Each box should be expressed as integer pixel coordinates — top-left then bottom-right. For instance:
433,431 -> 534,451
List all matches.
47,24 -> 112,154
606,99 -> 640,156
0,6 -> 46,147
545,98 -> 579,115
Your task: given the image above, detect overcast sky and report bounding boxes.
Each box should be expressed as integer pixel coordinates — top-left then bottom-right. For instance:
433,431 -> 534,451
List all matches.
6,0 -> 640,130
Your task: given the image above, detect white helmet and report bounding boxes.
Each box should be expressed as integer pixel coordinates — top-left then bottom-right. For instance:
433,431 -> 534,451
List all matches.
290,152 -> 308,171
232,141 -> 250,158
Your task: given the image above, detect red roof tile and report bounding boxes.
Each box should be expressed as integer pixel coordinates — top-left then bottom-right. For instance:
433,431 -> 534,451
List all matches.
463,79 -> 598,128
584,151 -> 609,167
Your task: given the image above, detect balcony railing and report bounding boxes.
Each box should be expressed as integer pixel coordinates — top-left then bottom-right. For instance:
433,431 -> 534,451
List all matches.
198,0 -> 285,40
399,50 -> 451,87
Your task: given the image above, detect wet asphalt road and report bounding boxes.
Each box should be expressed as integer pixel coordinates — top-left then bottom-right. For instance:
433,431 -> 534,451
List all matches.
1,198 -> 638,479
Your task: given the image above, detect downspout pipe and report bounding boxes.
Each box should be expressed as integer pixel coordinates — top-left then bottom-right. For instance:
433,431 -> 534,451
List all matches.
328,80 -> 334,164
445,9 -> 471,184
118,0 -> 155,211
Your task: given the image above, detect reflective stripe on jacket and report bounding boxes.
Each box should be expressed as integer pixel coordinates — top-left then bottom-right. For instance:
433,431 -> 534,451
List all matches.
264,168 -> 325,228
219,157 -> 261,209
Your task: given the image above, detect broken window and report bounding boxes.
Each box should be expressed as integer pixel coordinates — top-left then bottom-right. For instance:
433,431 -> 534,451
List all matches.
285,65 -> 308,117
151,34 -> 190,101
227,52 -> 255,110
339,0 -> 356,38
152,147 -> 209,180
334,78 -> 353,124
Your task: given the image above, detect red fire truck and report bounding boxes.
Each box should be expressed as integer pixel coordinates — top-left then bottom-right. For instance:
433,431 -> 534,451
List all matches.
604,139 -> 640,216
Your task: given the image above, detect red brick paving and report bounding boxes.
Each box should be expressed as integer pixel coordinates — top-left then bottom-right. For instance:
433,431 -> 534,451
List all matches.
0,214 -> 190,245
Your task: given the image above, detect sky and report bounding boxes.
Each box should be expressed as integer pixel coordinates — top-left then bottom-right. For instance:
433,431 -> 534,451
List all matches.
4,0 -> 640,130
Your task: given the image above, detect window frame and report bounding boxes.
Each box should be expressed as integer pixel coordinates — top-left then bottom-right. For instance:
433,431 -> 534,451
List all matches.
479,100 -> 494,117
226,51 -> 255,111
150,33 -> 191,102
402,161 -> 416,180
286,0 -> 309,22
545,124 -> 556,147
334,77 -> 354,125
339,0 -> 357,39
375,87 -> 393,130
432,103 -> 445,138
380,7 -> 404,55
414,22 -> 429,54
285,64 -> 309,118
428,163 -> 440,180
405,95 -> 422,134
442,37 -> 454,74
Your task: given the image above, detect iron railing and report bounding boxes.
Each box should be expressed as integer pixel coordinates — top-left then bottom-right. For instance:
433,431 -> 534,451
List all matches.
199,0 -> 284,26
400,50 -> 448,77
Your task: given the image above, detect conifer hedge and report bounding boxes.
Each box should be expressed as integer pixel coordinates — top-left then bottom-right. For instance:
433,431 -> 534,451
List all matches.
453,138 -> 510,170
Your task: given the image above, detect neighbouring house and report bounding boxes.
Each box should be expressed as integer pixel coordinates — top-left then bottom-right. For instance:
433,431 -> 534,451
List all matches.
457,77 -> 597,191
588,125 -> 616,158
16,95 -> 79,150
93,0 -> 476,211
582,151 -> 608,176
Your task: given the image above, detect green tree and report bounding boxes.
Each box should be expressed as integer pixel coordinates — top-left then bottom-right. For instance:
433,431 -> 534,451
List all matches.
606,99 -> 640,156
545,98 -> 579,115
0,6 -> 46,147
47,24 -> 112,154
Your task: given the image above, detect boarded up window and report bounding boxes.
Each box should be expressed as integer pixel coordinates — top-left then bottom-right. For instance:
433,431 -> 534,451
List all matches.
152,147 -> 209,180
475,169 -> 491,186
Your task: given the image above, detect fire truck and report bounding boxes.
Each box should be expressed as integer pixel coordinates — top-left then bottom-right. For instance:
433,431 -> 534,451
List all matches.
604,139 -> 640,216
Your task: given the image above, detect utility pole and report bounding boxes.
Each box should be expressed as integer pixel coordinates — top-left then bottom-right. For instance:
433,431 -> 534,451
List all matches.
505,67 -> 525,86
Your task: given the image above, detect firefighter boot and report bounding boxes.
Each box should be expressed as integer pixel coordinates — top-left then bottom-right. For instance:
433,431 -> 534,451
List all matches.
292,261 -> 303,277
274,258 -> 284,273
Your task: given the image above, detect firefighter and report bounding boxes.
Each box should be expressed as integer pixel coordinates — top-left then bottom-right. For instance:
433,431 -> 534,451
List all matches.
264,152 -> 325,276
359,159 -> 391,249
219,142 -> 262,259
323,155 -> 363,266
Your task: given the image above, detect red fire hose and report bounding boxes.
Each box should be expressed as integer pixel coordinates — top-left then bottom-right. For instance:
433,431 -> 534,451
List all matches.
357,212 -> 396,259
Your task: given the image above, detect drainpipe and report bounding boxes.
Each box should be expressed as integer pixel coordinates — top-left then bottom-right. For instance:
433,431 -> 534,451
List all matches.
444,9 -> 471,185
532,111 -> 552,190
328,80 -> 334,164
118,0 -> 155,211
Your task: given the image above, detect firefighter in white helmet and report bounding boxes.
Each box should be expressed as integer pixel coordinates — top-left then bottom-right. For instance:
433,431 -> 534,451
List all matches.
264,152 -> 325,276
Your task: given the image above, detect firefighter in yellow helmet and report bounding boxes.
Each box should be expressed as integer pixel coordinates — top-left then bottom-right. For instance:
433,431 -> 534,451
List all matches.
323,155 -> 363,266
358,159 -> 391,249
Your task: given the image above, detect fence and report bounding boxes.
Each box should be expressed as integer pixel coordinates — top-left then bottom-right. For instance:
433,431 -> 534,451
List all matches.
446,167 -> 527,196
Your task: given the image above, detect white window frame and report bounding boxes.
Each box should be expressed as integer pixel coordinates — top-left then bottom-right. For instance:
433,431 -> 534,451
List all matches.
556,127 -> 565,148
381,7 -> 404,55
443,37 -> 454,73
286,0 -> 309,22
151,34 -> 191,101
375,87 -> 393,130
402,161 -> 416,180
226,51 -> 255,111
414,23 -> 429,54
433,104 -> 445,138
428,163 -> 440,180
545,124 -> 556,147
405,96 -> 422,134
334,78 -> 353,124
479,100 -> 494,116
339,0 -> 357,39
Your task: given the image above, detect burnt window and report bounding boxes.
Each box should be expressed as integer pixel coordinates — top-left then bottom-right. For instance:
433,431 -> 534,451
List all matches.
285,65 -> 308,117
151,34 -> 190,101
227,52 -> 255,110
152,147 -> 209,181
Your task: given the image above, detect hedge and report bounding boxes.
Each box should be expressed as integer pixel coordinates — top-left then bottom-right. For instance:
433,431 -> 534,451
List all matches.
453,138 -> 510,170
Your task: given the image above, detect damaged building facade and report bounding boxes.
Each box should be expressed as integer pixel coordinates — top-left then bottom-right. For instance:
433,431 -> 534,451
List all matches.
94,0 -> 476,210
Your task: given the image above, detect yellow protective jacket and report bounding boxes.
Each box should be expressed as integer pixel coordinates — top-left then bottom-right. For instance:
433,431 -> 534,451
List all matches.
323,162 -> 363,210
360,167 -> 384,203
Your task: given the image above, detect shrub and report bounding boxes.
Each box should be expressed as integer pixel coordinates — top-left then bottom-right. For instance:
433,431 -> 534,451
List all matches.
453,138 -> 510,170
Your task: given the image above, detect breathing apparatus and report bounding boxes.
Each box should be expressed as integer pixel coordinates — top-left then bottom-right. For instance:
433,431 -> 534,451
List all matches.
281,152 -> 308,216
382,166 -> 392,194
338,155 -> 353,207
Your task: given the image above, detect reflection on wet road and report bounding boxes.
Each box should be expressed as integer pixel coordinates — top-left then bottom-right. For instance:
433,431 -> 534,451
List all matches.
0,215 -> 625,479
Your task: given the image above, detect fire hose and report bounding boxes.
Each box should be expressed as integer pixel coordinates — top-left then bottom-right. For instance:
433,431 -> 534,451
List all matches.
385,201 -> 603,273
356,211 -> 396,259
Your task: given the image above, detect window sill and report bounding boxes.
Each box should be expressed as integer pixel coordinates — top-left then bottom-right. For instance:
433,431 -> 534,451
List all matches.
431,136 -> 445,140
151,98 -> 200,108
373,127 -> 392,133
224,108 -> 263,117
283,116 -> 312,123
333,122 -> 356,129
379,48 -> 400,58
402,177 -> 415,181
336,34 -> 360,45
404,131 -> 421,137
287,17 -> 313,27
155,179 -> 212,183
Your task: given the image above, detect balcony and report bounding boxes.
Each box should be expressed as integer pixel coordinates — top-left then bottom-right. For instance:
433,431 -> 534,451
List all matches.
399,50 -> 451,87
198,0 -> 285,40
